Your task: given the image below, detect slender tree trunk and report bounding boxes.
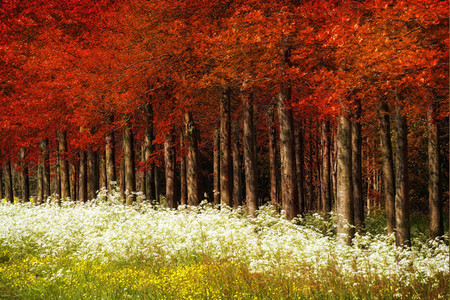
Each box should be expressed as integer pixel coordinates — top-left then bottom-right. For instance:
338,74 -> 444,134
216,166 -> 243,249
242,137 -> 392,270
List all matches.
308,129 -> 314,212
120,161 -> 125,202
87,149 -> 97,200
185,112 -> 200,206
58,131 -> 70,201
321,120 -> 332,215
294,121 -> 305,215
379,101 -> 396,234
243,87 -> 258,215
232,123 -> 242,208
394,105 -> 410,247
164,132 -> 177,208
337,114 -> 354,245
99,151 -> 107,191
315,130 -> 321,211
70,161 -> 77,201
428,102 -> 444,239
267,105 -> 279,208
123,120 -> 136,205
154,165 -> 160,204
19,148 -> 29,203
37,159 -> 43,204
213,129 -> 220,205
332,128 -> 338,208
144,104 -> 154,201
277,86 -> 298,220
180,132 -> 187,206
105,115 -> 116,192
55,145 -> 61,204
39,139 -> 50,203
352,100 -> 364,233
4,159 -> 13,203
78,151 -> 87,202
220,86 -> 232,207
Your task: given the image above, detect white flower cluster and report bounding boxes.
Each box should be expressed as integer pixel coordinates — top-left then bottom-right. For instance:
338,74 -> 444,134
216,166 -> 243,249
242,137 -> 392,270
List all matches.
0,199 -> 447,290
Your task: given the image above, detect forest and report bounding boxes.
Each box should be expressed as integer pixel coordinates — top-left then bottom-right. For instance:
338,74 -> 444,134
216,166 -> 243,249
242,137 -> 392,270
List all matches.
0,0 -> 448,298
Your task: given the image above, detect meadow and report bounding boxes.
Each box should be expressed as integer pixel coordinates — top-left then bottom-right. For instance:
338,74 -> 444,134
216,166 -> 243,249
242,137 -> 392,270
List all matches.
0,191 -> 448,299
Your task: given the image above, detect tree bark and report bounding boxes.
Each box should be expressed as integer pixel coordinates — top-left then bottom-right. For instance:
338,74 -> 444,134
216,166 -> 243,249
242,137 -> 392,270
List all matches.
267,105 -> 279,208
308,128 -> 314,212
294,121 -> 305,215
321,120 -> 332,215
379,101 -> 396,234
99,151 -> 107,191
120,161 -> 125,202
143,104 -> 155,201
55,144 -> 61,204
87,149 -> 97,201
428,102 -> 444,239
37,158 -> 43,204
352,100 -> 364,233
394,105 -> 410,247
70,161 -> 77,202
337,114 -> 354,245
243,87 -> 258,215
105,115 -> 116,192
277,86 -> 298,220
58,131 -> 70,201
180,132 -> 187,206
164,132 -> 177,208
78,151 -> 87,203
19,148 -> 29,203
185,112 -> 201,206
154,165 -> 160,204
4,159 -> 13,203
213,128 -> 220,205
220,86 -> 232,207
232,123 -> 242,208
123,120 -> 136,205
39,139 -> 50,203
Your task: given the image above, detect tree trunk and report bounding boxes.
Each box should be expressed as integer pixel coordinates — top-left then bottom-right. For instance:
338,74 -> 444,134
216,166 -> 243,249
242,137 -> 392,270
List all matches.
428,102 -> 444,239
180,132 -> 187,206
144,104 -> 155,201
58,131 -> 70,201
337,114 -> 354,245
37,159 -> 43,204
185,112 -> 201,206
55,145 -> 61,204
120,161 -> 125,202
105,115 -> 116,192
379,101 -> 395,234
78,151 -> 87,203
352,100 -> 364,233
4,159 -> 13,203
154,165 -> 160,204
267,105 -> 279,208
308,128 -> 314,212
87,149 -> 97,201
394,105 -> 410,247
294,121 -> 305,215
99,151 -> 107,191
232,123 -> 242,208
220,86 -> 232,207
321,120 -> 332,215
243,87 -> 258,215
164,132 -> 177,208
19,148 -> 29,203
39,139 -> 50,202
123,120 -> 136,205
277,86 -> 298,220
213,129 -> 220,205
70,161 -> 77,202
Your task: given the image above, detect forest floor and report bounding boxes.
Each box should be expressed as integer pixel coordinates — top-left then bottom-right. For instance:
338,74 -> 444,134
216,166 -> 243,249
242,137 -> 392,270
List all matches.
0,193 -> 448,299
